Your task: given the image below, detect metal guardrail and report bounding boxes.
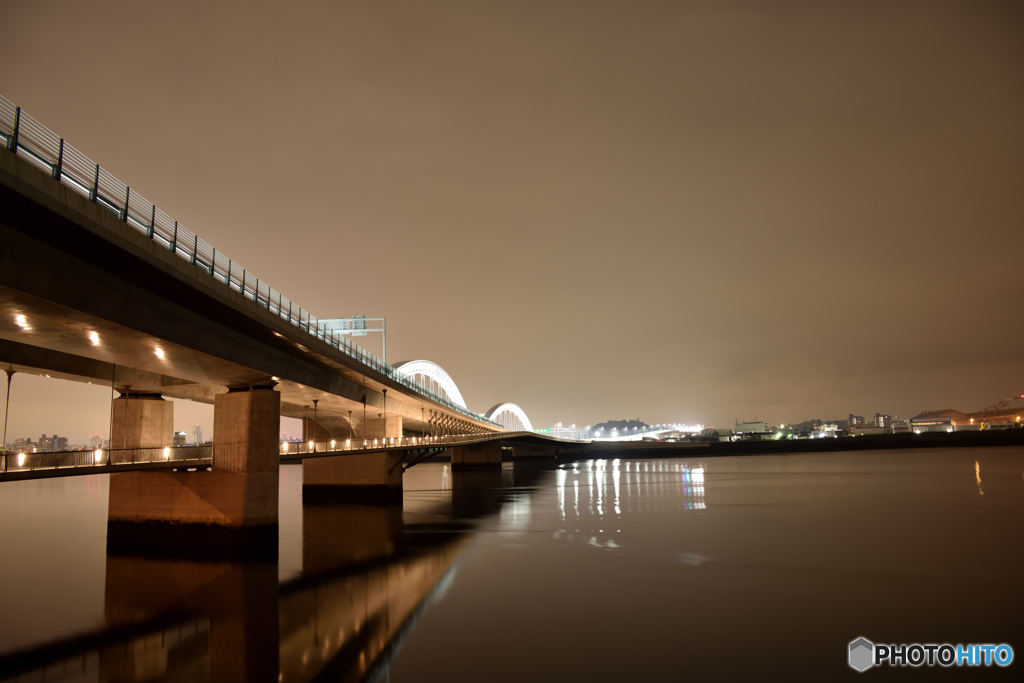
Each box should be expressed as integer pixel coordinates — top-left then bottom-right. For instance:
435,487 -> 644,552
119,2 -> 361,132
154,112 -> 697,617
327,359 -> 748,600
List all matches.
282,432 -> 513,458
0,94 -> 501,428
0,430 -> 585,479
281,430 -> 584,459
1,445 -> 212,475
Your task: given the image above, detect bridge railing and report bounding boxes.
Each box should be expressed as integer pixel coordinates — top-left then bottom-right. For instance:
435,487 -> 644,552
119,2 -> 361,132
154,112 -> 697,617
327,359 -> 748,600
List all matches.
0,95 -> 499,428
1,445 -> 212,475
281,432 -> 523,457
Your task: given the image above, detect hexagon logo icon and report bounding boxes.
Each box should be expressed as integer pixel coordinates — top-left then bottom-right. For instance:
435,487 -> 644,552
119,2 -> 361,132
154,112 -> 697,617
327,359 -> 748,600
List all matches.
849,637 -> 874,672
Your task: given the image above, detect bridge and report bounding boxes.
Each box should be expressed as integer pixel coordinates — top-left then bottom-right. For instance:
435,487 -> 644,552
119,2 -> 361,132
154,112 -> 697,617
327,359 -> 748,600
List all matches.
0,94 -> 582,532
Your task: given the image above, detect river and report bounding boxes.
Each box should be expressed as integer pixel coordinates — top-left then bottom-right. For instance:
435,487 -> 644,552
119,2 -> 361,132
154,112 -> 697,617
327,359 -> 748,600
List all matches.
1,447 -> 1021,680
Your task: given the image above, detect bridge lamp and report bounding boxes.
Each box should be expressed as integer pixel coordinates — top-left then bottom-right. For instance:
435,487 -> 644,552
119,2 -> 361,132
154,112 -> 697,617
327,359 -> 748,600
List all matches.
154,347 -> 165,359
15,314 -> 30,330
163,447 -> 170,459
282,442 -> 288,453
94,449 -> 103,463
308,440 -> 314,451
89,331 -> 100,346
331,439 -> 336,449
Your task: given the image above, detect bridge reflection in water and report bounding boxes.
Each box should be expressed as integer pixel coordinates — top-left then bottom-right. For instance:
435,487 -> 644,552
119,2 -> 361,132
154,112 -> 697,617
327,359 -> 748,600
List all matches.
0,465 -> 550,683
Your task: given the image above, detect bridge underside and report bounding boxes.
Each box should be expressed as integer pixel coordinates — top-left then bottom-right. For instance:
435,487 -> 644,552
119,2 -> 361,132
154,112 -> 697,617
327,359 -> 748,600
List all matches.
0,283 -> 470,439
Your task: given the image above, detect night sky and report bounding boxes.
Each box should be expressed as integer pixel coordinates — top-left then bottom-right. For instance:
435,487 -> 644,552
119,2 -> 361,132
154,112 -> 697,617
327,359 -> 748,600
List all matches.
2,0 -> 1023,443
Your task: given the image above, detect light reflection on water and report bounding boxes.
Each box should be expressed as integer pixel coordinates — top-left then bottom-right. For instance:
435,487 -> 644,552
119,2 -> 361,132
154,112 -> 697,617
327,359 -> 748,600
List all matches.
557,459 -> 706,523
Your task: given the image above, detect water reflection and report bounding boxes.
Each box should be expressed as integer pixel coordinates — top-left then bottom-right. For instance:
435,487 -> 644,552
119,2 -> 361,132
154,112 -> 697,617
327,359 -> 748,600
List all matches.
0,463 -> 540,683
556,459 -> 707,522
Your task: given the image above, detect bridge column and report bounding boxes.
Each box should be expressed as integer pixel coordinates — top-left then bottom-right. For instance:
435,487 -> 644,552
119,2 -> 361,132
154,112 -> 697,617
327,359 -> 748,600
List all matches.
303,451 -> 404,502
109,392 -> 173,451
511,444 -> 557,462
355,415 -> 403,441
301,417 -> 334,444
108,386 -> 280,534
449,441 -> 503,469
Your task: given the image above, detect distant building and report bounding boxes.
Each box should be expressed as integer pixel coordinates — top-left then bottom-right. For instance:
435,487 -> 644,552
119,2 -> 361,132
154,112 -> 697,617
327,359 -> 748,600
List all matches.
701,427 -> 732,442
814,423 -> 839,438
90,433 -> 104,450
735,421 -> 769,435
908,408 -> 971,431
173,431 -> 187,447
909,416 -> 956,433
193,424 -> 203,446
874,413 -> 891,428
968,395 -> 1024,428
848,414 -> 865,426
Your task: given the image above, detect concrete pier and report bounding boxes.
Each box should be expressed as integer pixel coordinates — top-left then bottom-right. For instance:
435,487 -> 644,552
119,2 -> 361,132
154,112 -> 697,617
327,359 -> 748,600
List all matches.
302,451 -> 404,502
449,440 -> 503,468
510,444 -> 557,461
108,386 -> 280,530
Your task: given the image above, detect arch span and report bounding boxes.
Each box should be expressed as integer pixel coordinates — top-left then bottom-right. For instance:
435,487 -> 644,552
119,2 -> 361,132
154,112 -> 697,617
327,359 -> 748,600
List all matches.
393,360 -> 468,409
484,403 -> 534,432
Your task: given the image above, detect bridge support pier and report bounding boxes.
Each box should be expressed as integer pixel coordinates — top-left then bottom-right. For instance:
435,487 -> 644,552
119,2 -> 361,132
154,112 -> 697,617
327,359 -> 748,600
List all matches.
449,441 -> 503,469
511,445 -> 557,462
302,451 -> 404,503
108,386 -> 280,534
108,392 -> 173,451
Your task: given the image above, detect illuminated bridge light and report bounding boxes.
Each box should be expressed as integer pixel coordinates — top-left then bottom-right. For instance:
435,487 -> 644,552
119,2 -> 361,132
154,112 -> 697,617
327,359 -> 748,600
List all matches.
94,449 -> 103,463
15,314 -> 30,330
89,331 -> 100,345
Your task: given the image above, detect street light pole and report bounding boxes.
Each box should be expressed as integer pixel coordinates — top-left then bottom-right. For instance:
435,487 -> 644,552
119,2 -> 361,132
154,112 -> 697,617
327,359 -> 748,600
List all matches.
2,369 -> 14,470
312,399 -> 318,453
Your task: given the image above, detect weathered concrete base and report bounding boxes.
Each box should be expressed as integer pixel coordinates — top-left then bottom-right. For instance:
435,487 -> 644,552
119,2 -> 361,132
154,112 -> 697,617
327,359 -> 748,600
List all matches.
108,470 -> 279,526
449,441 -> 503,468
107,518 -> 279,560
108,387 -> 280,531
302,451 -> 404,502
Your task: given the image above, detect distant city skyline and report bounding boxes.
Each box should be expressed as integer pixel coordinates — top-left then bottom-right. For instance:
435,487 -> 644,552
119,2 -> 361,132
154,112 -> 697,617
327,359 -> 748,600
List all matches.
3,369 -> 1017,450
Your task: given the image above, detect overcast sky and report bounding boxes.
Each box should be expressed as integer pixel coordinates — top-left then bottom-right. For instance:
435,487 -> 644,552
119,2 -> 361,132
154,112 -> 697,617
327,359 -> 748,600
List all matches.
2,0 -> 1023,443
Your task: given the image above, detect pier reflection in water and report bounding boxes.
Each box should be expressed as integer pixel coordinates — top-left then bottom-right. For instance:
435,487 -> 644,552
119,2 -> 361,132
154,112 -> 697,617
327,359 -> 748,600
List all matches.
0,462 -> 546,683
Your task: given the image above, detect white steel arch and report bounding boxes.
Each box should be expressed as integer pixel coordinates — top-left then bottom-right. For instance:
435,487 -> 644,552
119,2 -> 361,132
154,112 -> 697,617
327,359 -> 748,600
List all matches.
484,403 -> 534,432
393,360 -> 468,409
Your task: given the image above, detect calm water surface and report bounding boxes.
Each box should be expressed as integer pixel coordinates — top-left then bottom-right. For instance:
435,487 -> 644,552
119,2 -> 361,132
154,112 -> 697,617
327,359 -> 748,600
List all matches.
1,447 -> 1022,681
